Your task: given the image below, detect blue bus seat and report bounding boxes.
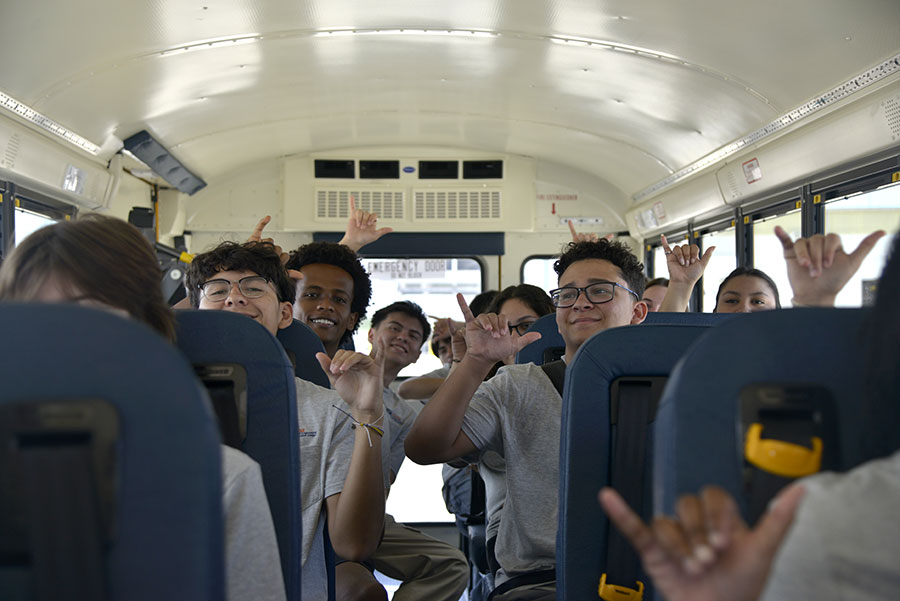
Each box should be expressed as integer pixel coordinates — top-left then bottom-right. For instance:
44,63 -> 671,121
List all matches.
642,311 -> 735,326
654,308 -> 885,524
0,303 -> 224,601
174,310 -> 301,601
276,319 -> 330,388
558,322 -> 717,601
515,314 -> 564,365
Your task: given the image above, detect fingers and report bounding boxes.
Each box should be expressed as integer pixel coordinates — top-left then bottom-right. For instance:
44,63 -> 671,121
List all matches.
753,484 -> 805,557
604,233 -> 615,242
652,516 -> 698,573
675,495 -> 714,566
287,269 -> 304,282
315,352 -> 333,380
848,230 -> 885,268
457,293 -> 475,323
660,234 -> 673,254
475,312 -> 506,337
249,215 -> 271,242
699,245 -> 716,267
699,486 -> 744,551
568,219 -> 578,240
599,488 -> 658,557
773,225 -> 794,253
329,349 -> 371,374
822,233 -> 842,268
349,195 -> 357,219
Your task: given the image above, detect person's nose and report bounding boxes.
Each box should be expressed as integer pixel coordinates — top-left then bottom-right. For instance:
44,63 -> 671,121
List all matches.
224,282 -> 248,306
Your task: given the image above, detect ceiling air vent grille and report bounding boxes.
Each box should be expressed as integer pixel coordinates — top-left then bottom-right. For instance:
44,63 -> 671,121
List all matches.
883,95 -> 900,140
413,189 -> 502,221
315,189 -> 405,221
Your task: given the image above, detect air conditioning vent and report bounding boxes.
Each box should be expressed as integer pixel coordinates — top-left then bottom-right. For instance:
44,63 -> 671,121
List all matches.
883,95 -> 900,140
413,189 -> 502,220
4,133 -> 20,169
315,189 -> 404,221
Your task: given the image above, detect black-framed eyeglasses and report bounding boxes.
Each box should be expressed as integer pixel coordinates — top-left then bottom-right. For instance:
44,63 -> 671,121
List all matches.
200,276 -> 272,301
549,281 -> 639,308
509,320 -> 538,336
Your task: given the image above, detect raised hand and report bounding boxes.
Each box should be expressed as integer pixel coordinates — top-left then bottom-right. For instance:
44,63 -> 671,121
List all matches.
661,234 -> 715,287
598,485 -> 804,601
456,293 -> 540,365
569,220 -> 614,243
248,215 -> 304,281
339,196 -> 394,252
774,226 -> 885,306
316,339 -> 386,418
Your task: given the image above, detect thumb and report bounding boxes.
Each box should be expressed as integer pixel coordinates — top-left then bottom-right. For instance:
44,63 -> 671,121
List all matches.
773,226 -> 795,255
848,230 -> 885,268
515,331 -> 542,352
315,352 -> 334,383
752,484 -> 805,557
375,227 -> 393,237
700,245 -> 717,267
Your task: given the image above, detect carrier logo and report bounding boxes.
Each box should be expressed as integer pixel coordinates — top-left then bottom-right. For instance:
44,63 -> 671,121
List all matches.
298,428 -> 318,438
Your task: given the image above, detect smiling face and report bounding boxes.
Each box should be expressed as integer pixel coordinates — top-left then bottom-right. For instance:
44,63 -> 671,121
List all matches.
197,268 -> 293,335
294,263 -> 359,356
714,275 -> 778,313
555,258 -> 647,362
368,311 -> 424,375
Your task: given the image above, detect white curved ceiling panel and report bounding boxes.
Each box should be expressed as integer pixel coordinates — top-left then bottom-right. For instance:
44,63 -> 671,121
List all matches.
1,0 -> 899,200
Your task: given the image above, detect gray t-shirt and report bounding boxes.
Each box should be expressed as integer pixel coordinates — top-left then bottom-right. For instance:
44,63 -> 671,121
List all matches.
760,449 -> 900,601
460,363 -> 561,585
222,446 -> 287,601
383,387 -> 417,485
295,377 -> 355,601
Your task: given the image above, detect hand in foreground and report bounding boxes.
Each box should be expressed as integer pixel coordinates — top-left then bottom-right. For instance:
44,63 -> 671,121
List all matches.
774,226 -> 884,306
316,339 -> 386,418
455,293 -> 541,365
249,215 -> 304,280
598,484 -> 804,601
339,196 -> 393,252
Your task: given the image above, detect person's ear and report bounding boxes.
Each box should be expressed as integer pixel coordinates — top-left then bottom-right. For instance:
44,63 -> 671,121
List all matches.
630,300 -> 648,325
347,312 -> 359,332
277,301 -> 293,330
367,325 -> 375,345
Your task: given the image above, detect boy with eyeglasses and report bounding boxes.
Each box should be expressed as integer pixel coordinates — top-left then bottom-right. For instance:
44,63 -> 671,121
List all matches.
405,238 -> 648,601
184,240 -> 386,601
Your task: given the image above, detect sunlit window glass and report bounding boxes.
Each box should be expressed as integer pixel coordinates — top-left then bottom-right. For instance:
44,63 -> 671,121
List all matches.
754,209 -> 802,308
652,245 -> 668,279
14,208 -> 56,246
824,183 -> 900,307
700,228 -> 737,311
522,256 -> 557,291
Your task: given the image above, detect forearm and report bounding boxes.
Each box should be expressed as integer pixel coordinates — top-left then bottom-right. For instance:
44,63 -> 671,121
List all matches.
659,281 -> 696,312
397,377 -> 445,400
405,356 -> 489,464
328,427 -> 385,560
790,292 -> 836,307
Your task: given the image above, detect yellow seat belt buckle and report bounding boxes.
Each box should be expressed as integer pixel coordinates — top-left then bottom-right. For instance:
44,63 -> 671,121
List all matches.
744,423 -> 822,478
598,573 -> 644,601
179,251 -> 194,264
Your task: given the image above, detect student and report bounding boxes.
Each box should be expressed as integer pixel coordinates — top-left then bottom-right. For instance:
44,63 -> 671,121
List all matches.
600,229 -> 897,601
359,301 -> 469,601
184,240 -> 386,601
658,227 -> 884,312
641,277 -> 669,312
485,284 -> 554,366
405,238 -> 648,600
0,216 -> 287,601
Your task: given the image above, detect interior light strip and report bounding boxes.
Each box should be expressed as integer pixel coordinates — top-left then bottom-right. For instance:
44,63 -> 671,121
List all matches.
632,53 -> 900,202
0,90 -> 101,155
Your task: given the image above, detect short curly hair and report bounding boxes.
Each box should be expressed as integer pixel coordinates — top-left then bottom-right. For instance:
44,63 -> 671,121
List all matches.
285,242 -> 372,343
554,239 -> 646,299
184,241 -> 296,308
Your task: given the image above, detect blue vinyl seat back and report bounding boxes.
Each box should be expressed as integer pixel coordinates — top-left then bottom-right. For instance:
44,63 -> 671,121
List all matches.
654,308 -> 883,521
174,310 -> 301,601
641,311 -> 735,326
277,319 -> 330,388
515,313 -> 564,365
0,303 -> 224,601
558,322 -> 716,601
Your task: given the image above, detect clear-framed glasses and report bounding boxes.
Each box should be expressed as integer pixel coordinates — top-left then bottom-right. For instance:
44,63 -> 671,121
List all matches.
200,276 -> 272,301
509,320 -> 538,336
549,281 -> 639,308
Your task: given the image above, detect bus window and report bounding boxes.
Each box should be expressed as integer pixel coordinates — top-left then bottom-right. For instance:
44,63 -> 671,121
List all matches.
652,245 -> 668,279
701,227 -> 737,311
353,257 -> 483,524
825,183 -> 900,307
522,256 -> 557,290
14,207 -> 56,246
754,209 -> 802,308
353,257 -> 482,378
